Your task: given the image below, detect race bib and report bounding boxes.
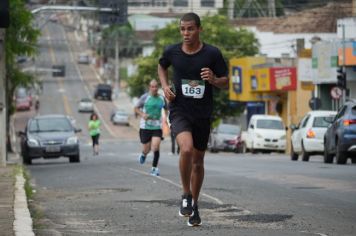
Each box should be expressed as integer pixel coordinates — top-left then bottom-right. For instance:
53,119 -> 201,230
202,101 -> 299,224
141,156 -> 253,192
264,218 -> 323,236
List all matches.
145,119 -> 160,127
181,79 -> 205,99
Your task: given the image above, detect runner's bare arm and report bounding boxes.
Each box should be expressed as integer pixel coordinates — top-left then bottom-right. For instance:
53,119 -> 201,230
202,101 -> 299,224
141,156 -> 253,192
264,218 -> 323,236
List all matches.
201,67 -> 229,89
134,107 -> 148,120
158,64 -> 176,101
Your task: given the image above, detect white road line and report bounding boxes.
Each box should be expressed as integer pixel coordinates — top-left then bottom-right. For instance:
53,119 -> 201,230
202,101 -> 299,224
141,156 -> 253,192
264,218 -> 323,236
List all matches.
11,114 -> 18,154
128,168 -> 224,205
60,27 -> 116,138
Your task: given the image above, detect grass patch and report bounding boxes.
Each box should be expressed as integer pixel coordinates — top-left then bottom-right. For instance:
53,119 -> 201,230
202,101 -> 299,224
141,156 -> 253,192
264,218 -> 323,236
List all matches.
14,164 -> 46,230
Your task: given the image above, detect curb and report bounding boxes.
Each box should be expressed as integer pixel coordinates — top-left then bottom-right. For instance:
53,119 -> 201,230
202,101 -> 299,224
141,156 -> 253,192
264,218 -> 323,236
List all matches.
13,166 -> 35,236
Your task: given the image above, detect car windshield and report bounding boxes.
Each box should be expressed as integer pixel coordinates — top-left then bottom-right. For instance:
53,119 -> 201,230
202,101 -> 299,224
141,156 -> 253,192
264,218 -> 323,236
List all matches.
256,119 -> 284,130
29,117 -> 73,133
313,116 -> 335,128
115,111 -> 128,116
81,98 -> 92,102
218,124 -> 241,134
16,88 -> 28,98
352,106 -> 356,116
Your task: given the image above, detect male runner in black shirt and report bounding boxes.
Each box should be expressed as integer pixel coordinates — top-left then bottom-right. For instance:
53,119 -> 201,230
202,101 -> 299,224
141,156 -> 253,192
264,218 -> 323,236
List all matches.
158,12 -> 229,226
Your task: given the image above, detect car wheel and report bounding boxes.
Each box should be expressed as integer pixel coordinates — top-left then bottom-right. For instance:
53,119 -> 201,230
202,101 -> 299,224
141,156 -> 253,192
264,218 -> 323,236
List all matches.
241,142 -> 248,153
69,154 -> 80,163
351,158 -> 356,164
23,153 -> 32,165
301,142 -> 310,162
336,139 -> 347,165
323,146 -> 334,164
210,142 -> 218,153
290,143 -> 299,161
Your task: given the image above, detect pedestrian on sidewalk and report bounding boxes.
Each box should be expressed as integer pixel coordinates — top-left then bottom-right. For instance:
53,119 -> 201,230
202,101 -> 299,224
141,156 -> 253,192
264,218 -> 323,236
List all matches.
158,12 -> 229,226
88,112 -> 101,156
134,79 -> 168,176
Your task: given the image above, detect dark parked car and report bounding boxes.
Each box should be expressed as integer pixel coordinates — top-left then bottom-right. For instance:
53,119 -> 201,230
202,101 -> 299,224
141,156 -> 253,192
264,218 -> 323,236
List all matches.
19,115 -> 81,165
324,100 -> 356,164
94,84 -> 112,101
208,123 -> 243,153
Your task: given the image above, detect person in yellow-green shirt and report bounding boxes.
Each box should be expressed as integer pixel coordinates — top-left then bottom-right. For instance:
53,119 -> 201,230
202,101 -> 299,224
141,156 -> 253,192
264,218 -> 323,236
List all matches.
88,113 -> 101,155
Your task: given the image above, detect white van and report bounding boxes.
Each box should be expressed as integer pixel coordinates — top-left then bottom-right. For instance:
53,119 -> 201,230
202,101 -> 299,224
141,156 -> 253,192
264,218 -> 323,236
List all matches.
242,115 -> 287,153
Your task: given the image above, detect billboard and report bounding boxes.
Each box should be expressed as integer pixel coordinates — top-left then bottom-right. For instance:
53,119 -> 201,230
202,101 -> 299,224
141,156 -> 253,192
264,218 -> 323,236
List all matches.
270,67 -> 297,91
338,41 -> 356,66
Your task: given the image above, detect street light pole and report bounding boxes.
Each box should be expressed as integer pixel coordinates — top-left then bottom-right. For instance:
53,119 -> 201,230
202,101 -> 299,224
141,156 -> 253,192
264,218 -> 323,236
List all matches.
341,23 -> 347,104
0,29 -> 7,167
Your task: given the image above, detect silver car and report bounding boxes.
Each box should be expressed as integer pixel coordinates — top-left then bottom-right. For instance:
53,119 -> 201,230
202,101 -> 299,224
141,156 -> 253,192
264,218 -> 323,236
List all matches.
209,124 -> 243,153
111,110 -> 130,126
78,98 -> 94,113
77,54 -> 90,64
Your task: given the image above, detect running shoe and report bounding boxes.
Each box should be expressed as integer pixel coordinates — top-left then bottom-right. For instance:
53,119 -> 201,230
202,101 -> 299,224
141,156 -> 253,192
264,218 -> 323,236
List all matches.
179,194 -> 193,217
187,205 -> 202,227
150,167 -> 160,176
139,154 -> 146,164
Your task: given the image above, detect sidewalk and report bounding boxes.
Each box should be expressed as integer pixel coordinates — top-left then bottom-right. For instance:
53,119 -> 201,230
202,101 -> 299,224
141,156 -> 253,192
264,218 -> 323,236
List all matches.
0,149 -> 34,236
0,162 -> 15,236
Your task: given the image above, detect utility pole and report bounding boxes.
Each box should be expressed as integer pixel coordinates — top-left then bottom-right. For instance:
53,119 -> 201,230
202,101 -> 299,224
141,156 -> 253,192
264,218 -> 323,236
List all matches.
0,29 -> 6,167
268,0 -> 276,17
341,23 -> 347,103
228,0 -> 234,20
114,36 -> 119,98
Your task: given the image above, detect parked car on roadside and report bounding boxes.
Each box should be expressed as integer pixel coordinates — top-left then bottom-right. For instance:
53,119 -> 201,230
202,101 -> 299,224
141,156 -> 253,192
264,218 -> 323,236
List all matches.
78,98 -> 94,113
15,87 -> 32,105
77,54 -> 90,64
94,84 -> 112,101
324,100 -> 356,164
111,109 -> 130,126
208,123 -> 243,153
242,114 -> 286,153
15,98 -> 31,111
290,110 -> 337,161
19,114 -> 81,165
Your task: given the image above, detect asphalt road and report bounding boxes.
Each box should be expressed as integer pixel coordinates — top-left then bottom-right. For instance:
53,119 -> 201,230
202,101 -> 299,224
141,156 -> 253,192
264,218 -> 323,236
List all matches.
15,15 -> 356,236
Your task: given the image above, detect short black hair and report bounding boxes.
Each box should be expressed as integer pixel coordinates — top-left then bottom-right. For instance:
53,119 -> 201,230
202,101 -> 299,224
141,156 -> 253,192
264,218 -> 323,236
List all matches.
180,12 -> 201,28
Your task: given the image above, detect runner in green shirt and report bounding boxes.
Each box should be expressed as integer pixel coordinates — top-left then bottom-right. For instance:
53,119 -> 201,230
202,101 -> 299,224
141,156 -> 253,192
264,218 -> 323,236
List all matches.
134,80 -> 167,176
88,113 -> 101,155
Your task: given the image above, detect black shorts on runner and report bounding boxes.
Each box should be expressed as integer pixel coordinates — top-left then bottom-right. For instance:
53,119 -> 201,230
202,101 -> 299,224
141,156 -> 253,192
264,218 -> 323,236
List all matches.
169,112 -> 211,151
139,129 -> 163,144
91,134 -> 100,147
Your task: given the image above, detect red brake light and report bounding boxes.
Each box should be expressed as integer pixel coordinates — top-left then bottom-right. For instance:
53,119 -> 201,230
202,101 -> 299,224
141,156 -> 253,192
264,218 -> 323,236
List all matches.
306,129 -> 315,138
343,120 -> 356,126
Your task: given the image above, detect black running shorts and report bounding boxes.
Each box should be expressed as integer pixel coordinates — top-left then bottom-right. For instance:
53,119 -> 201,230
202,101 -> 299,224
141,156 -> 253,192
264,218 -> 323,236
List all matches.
169,112 -> 211,151
139,129 -> 163,144
91,134 -> 100,147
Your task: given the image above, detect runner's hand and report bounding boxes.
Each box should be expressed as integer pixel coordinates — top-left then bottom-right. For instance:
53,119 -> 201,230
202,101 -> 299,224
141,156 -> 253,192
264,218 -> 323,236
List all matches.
163,86 -> 176,102
201,67 -> 215,84
142,113 -> 149,120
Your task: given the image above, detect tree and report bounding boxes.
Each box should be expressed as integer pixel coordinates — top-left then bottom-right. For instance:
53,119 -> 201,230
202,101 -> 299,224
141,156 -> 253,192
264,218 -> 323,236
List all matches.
4,0 -> 40,151
5,0 -> 40,114
127,14 -> 259,123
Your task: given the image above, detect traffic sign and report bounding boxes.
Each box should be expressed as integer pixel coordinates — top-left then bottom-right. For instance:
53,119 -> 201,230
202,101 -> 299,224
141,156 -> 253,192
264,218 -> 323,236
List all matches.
330,86 -> 343,100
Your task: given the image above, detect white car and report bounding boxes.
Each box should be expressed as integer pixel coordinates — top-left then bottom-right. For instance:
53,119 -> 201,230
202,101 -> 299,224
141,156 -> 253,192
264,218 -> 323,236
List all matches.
290,110 -> 337,161
78,98 -> 94,112
111,110 -> 129,126
242,114 -> 287,153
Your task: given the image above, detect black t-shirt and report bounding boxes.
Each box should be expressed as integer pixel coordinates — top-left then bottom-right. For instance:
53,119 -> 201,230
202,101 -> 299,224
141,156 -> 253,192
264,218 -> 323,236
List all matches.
159,43 -> 228,119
